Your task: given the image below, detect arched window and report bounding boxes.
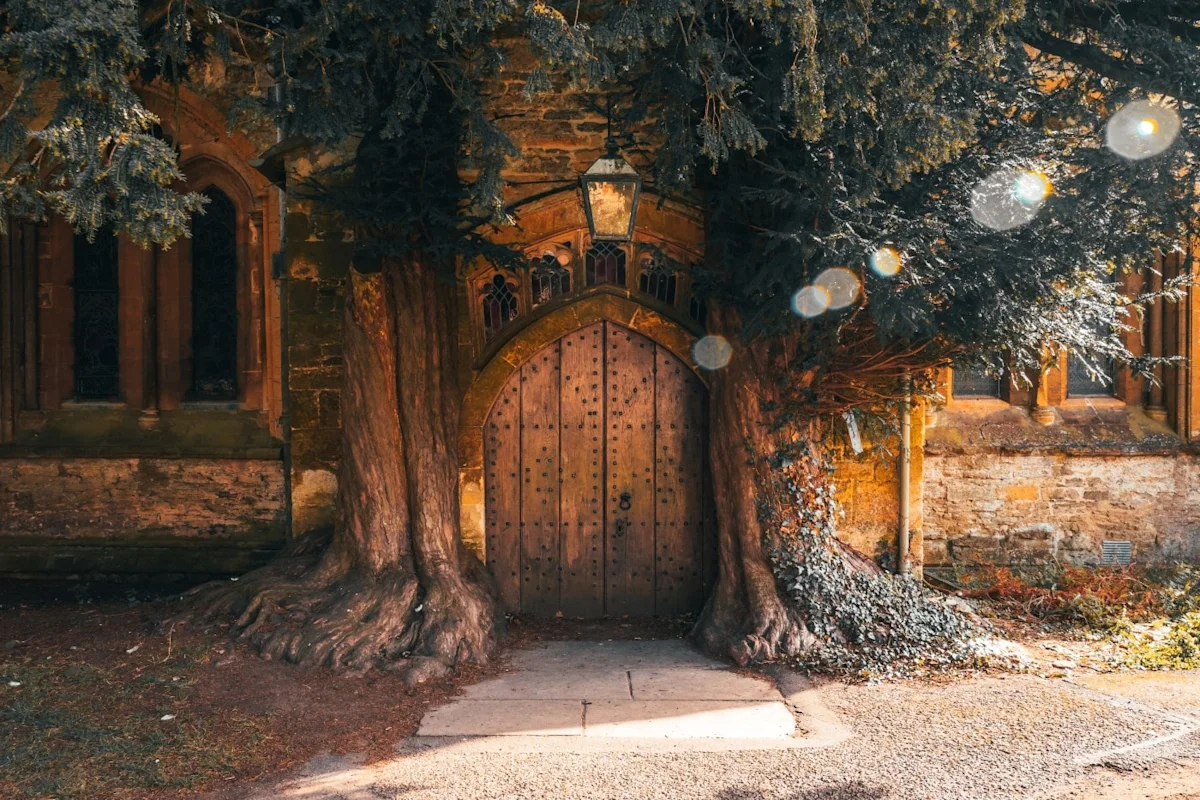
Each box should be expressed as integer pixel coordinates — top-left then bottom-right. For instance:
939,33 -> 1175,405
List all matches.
482,273 -> 519,341
585,242 -> 626,287
638,258 -> 677,304
190,188 -> 239,399
73,228 -> 121,399
531,254 -> 571,306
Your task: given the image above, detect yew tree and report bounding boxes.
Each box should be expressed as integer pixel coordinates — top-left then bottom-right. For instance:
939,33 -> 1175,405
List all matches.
2,0 -> 1198,678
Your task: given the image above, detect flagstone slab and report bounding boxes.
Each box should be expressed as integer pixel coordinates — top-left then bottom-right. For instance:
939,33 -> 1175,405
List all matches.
416,700 -> 583,737
459,671 -> 631,701
505,640 -> 724,672
583,699 -> 795,738
629,668 -> 780,701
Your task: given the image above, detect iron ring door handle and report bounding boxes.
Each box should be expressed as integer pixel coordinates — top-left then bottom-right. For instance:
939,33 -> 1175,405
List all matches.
618,491 -> 632,511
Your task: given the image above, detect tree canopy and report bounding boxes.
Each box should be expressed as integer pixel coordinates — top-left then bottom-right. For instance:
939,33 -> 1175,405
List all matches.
2,0 -> 1198,406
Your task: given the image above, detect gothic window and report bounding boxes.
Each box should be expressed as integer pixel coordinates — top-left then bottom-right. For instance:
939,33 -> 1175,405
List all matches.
1068,355 -> 1115,397
531,254 -> 571,306
953,365 -> 1001,398
191,188 -> 239,399
689,295 -> 707,328
638,258 -> 677,304
73,229 -> 120,399
1068,319 -> 1115,397
585,241 -> 626,287
482,273 -> 519,341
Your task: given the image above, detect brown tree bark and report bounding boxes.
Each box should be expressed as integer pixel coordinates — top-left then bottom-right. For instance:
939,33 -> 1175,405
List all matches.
693,308 -> 883,666
179,257 -> 500,683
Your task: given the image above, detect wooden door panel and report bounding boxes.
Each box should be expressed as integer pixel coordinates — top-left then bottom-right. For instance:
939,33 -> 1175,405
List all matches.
484,377 -> 522,612
604,322 -> 657,615
519,344 -> 561,616
485,321 -> 711,618
559,323 -> 605,617
653,351 -> 709,615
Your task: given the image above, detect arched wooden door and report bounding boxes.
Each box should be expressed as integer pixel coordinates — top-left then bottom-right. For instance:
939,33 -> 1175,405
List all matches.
484,321 -> 715,617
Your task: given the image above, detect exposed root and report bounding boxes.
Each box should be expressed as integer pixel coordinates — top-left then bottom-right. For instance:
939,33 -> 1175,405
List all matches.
409,569 -> 498,673
173,547 -> 500,680
695,588 -> 818,666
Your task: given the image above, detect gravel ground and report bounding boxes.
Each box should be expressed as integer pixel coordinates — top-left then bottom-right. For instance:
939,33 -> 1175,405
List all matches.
224,673 -> 1200,800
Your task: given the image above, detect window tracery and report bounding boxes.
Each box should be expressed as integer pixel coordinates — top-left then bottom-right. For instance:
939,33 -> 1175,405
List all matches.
482,273 -> 520,340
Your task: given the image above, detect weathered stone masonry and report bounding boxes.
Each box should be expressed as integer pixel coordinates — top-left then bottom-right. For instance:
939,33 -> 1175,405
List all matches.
1,457 -> 284,574
925,450 -> 1200,565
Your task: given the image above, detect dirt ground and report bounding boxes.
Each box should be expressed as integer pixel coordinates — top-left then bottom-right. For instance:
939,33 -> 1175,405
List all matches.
3,585 -> 1200,800
0,585 -> 692,800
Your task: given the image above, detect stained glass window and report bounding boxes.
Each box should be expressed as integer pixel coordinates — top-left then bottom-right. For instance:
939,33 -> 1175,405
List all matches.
73,229 -> 120,400
482,274 -> 519,340
531,254 -> 571,306
585,241 -> 626,287
638,258 -> 677,304
191,188 -> 239,399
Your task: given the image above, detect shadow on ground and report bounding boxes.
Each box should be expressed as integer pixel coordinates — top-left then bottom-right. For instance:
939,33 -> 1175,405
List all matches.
714,784 -> 888,800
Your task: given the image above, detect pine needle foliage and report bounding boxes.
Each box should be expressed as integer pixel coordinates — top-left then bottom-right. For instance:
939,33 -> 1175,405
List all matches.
2,0 -> 1199,400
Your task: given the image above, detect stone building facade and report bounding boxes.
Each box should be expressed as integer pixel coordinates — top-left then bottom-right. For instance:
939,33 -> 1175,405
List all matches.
1,75 -> 1197,595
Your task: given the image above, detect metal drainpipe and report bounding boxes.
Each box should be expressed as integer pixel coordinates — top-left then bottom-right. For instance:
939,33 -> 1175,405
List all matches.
897,375 -> 912,575
273,83 -> 294,541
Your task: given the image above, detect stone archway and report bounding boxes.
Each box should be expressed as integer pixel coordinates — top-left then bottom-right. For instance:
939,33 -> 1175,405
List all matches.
457,295 -> 714,616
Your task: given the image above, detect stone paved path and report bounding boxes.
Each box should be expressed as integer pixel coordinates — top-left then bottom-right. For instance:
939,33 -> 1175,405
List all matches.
416,640 -> 799,740
218,652 -> 1200,800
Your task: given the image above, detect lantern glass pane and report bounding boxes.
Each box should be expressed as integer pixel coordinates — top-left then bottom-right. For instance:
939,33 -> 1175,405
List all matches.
585,179 -> 638,239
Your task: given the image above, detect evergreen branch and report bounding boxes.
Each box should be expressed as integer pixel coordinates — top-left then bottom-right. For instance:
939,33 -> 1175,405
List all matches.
1021,28 -> 1199,104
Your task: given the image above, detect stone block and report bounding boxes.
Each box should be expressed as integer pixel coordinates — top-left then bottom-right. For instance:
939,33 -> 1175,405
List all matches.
1005,485 -> 1040,502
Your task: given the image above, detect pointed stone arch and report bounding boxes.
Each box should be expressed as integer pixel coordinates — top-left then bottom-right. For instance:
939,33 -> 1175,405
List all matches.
458,293 -> 706,560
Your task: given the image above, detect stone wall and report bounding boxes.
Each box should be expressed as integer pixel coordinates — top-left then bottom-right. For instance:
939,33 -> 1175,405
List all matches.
924,452 -> 1200,565
0,457 -> 286,575
916,453 -> 1200,566
923,400 -> 1200,565
921,400 -> 1195,563
283,212 -> 352,536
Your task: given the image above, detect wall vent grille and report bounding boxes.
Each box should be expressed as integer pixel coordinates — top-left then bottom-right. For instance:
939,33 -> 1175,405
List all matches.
1101,540 -> 1133,566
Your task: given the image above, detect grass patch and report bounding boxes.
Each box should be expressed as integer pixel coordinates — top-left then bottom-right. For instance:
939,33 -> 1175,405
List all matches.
0,642 -> 272,800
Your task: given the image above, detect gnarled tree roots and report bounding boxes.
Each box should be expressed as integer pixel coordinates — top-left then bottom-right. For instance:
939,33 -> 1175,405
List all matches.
175,543 -> 498,684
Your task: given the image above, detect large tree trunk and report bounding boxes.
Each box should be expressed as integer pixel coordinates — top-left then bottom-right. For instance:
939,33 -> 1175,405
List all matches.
179,257 -> 500,683
693,308 -> 885,667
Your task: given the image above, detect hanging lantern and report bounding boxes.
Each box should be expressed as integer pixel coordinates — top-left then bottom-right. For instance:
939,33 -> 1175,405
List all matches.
580,136 -> 642,242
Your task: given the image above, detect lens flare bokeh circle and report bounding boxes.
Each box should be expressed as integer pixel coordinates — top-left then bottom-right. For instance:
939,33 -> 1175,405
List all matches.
814,267 -> 861,309
970,166 -> 1052,231
792,285 -> 832,318
1106,100 -> 1181,160
870,246 -> 902,277
692,335 -> 733,370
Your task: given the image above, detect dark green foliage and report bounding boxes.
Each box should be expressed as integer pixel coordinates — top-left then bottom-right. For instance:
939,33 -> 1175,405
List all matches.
0,0 -> 204,245
3,0 -> 1199,395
